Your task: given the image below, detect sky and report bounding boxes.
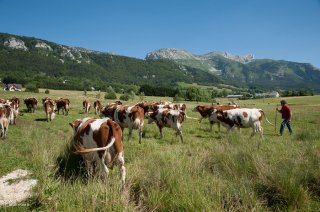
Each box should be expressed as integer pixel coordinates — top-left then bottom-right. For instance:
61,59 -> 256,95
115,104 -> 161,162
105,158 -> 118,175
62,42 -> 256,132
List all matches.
0,0 -> 320,68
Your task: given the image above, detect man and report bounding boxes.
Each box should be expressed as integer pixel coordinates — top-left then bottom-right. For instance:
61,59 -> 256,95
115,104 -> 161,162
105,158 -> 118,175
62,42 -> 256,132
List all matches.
276,100 -> 293,136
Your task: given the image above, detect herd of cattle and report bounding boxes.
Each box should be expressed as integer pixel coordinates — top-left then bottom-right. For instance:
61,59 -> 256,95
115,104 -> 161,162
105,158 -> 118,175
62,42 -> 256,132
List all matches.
0,96 -> 273,187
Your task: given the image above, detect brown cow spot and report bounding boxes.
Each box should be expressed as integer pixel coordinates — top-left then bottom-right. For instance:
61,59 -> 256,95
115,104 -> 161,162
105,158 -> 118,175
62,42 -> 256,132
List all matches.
243,111 -> 248,118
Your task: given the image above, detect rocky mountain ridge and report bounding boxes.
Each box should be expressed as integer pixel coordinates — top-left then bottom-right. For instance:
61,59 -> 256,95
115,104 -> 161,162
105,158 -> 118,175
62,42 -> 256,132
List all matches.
146,48 -> 255,64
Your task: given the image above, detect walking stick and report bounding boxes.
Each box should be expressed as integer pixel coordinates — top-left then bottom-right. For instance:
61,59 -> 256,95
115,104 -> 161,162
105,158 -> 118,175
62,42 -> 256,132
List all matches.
275,104 -> 279,134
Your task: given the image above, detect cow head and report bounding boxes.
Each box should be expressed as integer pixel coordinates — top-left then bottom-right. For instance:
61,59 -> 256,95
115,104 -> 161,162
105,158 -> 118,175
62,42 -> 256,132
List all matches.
69,119 -> 82,133
147,112 -> 155,124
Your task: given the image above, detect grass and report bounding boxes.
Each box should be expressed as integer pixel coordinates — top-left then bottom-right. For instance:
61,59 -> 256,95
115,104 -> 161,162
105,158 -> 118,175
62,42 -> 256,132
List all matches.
0,89 -> 320,210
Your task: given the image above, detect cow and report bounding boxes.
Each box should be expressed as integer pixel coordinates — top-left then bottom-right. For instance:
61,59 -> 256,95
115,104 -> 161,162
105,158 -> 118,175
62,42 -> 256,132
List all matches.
83,99 -> 91,114
69,117 -> 126,188
193,104 -> 239,132
43,99 -> 56,122
2,103 -> 15,125
24,97 -> 37,113
215,108 -> 273,138
148,108 -> 186,142
135,101 -> 155,115
100,104 -> 144,144
93,100 -> 103,115
0,106 -> 9,138
55,98 -> 70,115
10,97 -> 20,108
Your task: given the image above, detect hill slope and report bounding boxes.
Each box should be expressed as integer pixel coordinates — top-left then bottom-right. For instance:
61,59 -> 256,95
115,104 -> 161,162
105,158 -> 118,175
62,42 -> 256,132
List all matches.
0,33 -> 221,90
1,33 -> 320,91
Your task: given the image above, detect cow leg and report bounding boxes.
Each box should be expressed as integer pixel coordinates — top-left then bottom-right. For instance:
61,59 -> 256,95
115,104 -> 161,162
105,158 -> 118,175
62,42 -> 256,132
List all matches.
159,127 -> 164,139
209,121 -> 213,132
98,152 -> 109,179
138,127 -> 142,144
177,130 -> 184,143
128,127 -> 133,142
116,152 -> 126,190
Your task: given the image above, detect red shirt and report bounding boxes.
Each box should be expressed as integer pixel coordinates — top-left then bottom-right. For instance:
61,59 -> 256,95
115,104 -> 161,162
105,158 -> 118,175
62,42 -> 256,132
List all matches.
279,104 -> 292,119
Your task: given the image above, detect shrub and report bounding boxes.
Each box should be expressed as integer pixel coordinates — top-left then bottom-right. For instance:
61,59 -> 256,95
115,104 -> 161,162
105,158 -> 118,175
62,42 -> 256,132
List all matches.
45,89 -> 50,94
104,92 -> 117,100
25,83 -> 39,93
173,94 -> 184,102
119,93 -> 130,101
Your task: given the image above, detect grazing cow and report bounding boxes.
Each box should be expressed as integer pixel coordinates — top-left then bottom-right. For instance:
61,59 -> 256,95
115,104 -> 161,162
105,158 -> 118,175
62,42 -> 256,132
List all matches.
69,117 -> 126,187
10,97 -> 20,108
55,98 -> 70,115
135,101 -> 155,115
83,99 -> 91,114
0,106 -> 9,138
43,99 -> 56,121
215,108 -> 273,138
100,104 -> 144,143
94,100 -> 103,115
24,97 -> 37,113
148,108 -> 186,142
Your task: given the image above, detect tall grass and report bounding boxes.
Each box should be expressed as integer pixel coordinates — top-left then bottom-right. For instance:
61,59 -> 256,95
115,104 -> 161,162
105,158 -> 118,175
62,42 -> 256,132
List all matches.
0,90 -> 319,210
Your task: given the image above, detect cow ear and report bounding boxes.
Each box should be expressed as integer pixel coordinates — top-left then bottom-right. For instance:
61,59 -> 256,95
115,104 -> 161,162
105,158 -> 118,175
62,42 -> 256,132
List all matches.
69,122 -> 74,129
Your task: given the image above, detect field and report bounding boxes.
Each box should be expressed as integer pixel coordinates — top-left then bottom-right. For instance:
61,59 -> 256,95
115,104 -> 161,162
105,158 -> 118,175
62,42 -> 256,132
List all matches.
0,89 -> 320,211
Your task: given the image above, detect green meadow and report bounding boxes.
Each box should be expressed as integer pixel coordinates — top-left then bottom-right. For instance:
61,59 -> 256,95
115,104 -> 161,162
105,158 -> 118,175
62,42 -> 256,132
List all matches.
0,89 -> 319,211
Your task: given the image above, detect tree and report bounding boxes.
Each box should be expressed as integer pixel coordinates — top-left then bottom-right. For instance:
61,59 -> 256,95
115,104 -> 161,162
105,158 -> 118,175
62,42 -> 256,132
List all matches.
186,86 -> 200,101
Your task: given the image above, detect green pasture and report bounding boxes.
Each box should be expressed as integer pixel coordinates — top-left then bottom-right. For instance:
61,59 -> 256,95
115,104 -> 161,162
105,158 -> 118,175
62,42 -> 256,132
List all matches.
0,89 -> 319,211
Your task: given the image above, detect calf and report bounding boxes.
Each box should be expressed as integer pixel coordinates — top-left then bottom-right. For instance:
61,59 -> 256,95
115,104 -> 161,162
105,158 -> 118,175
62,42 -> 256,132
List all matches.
43,99 -> 56,121
24,97 -> 37,113
55,98 -> 70,115
94,100 -> 102,115
100,104 -> 144,143
148,108 -> 186,142
69,117 -> 126,187
215,108 -> 273,138
83,99 -> 91,114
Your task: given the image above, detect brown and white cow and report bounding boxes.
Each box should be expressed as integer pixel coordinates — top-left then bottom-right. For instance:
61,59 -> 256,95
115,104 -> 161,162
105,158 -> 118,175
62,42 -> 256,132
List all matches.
93,100 -> 103,115
69,117 -> 126,187
193,104 -> 239,132
215,108 -> 273,138
24,97 -> 37,113
148,108 -> 186,142
83,99 -> 91,114
0,106 -> 9,138
3,103 -> 15,125
192,105 -> 215,123
10,97 -> 20,108
55,98 -> 70,115
43,99 -> 56,121
100,104 -> 144,143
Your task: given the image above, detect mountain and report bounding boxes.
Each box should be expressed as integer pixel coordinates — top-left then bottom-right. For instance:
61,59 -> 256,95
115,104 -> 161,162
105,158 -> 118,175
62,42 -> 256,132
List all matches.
0,33 -> 221,90
146,48 -> 320,91
1,32 -> 320,92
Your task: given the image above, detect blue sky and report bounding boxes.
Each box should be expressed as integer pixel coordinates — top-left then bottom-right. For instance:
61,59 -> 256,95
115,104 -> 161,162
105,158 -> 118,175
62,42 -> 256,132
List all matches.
1,0 -> 320,67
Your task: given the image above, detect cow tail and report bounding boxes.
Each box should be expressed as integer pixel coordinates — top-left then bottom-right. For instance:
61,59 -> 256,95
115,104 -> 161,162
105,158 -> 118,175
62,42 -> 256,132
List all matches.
186,115 -> 198,120
260,110 -> 274,126
74,137 -> 115,154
